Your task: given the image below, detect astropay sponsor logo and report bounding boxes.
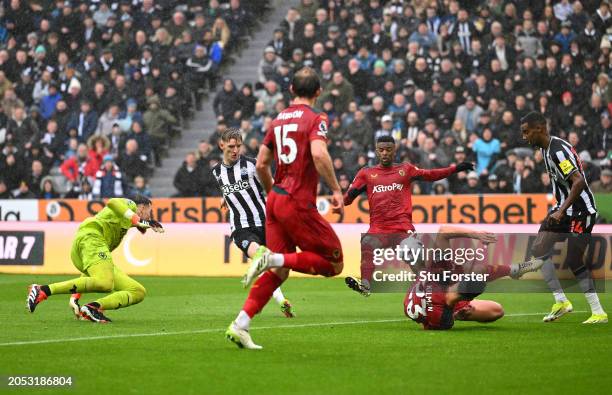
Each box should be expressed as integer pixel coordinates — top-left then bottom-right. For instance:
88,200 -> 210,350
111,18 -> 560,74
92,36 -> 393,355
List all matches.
372,183 -> 404,193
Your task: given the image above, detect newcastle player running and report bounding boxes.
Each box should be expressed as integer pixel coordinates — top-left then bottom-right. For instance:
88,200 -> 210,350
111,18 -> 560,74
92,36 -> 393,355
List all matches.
520,112 -> 607,324
212,128 -> 294,318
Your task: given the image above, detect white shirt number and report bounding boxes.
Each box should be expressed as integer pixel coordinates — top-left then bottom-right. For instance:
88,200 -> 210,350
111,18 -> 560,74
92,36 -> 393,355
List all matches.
274,123 -> 298,164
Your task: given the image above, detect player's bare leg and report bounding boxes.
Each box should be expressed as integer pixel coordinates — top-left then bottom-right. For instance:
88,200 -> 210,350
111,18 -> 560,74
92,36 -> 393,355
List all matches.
454,300 -> 504,323
246,242 -> 294,317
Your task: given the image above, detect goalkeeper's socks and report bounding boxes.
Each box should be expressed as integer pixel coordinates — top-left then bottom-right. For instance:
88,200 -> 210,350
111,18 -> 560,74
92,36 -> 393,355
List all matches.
282,252 -> 335,276
235,310 -> 251,330
40,285 -> 52,296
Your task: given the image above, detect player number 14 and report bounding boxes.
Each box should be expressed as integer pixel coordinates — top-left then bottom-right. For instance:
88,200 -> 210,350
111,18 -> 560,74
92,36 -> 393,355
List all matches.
274,123 -> 298,164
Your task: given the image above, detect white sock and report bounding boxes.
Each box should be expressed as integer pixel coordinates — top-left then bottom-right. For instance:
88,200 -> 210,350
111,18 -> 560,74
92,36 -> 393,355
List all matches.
235,310 -> 251,330
269,253 -> 284,268
553,291 -> 568,303
272,287 -> 285,304
585,292 -> 605,315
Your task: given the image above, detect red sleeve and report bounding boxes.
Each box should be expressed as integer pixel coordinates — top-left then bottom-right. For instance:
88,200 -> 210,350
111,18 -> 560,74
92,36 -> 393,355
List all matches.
344,168 -> 367,205
309,112 -> 329,142
262,123 -> 275,149
406,163 -> 457,182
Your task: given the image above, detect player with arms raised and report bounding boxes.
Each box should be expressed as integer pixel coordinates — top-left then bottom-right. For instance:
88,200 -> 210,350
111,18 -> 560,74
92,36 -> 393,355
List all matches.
26,196 -> 164,323
521,111 -> 607,324
343,135 -> 474,295
226,67 -> 344,349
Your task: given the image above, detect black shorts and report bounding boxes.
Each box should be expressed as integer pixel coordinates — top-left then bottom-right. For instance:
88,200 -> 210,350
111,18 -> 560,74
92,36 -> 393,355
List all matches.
232,226 -> 266,255
538,211 -> 597,235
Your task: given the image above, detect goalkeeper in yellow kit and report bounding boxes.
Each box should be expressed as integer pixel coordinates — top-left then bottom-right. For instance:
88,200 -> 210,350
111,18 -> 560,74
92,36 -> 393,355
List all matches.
26,196 -> 164,323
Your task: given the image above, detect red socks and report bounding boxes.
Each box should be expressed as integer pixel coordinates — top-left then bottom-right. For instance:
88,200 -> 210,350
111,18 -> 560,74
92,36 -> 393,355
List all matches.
283,252 -> 335,277
242,271 -> 284,318
486,264 -> 511,281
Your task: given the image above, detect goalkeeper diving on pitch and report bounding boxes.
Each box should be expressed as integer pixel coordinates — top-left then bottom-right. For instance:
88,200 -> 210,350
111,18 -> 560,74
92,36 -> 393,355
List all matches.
26,196 -> 164,323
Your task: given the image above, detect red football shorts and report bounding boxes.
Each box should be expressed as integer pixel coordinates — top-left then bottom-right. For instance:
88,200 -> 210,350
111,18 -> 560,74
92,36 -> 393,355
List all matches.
265,190 -> 343,262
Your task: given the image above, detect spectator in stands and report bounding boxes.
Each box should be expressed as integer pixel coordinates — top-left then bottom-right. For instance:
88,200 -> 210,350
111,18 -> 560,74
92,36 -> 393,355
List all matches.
13,180 -> 36,199
143,96 -> 177,167
186,45 -> 214,110
258,46 -> 283,84
84,135 -> 109,181
118,139 -> 149,183
455,96 -> 483,134
482,174 -> 502,194
6,105 -> 39,148
255,80 -> 284,114
60,143 -> 89,185
173,152 -> 202,197
460,171 -> 482,194
26,160 -> 45,197
40,177 -> 59,199
40,82 -> 61,120
93,154 -> 123,199
65,176 -> 94,200
129,175 -> 152,199
591,168 -> 612,192
472,127 -> 501,175
68,100 -> 98,143
0,179 -> 12,199
214,78 -> 241,122
96,103 -> 121,137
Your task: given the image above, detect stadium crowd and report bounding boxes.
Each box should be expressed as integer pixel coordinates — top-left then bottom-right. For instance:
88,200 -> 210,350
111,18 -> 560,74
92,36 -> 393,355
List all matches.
0,0 -> 268,199
180,0 -> 612,198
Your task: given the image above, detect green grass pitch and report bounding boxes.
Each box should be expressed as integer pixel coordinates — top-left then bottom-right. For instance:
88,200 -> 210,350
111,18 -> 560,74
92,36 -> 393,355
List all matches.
1,274 -> 611,394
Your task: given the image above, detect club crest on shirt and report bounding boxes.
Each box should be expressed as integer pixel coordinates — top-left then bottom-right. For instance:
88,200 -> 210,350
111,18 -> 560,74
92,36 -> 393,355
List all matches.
370,173 -> 378,178
399,169 -> 405,176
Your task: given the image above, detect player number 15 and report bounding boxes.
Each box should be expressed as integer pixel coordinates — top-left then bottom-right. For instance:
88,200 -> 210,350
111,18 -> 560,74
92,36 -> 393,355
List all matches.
274,123 -> 298,164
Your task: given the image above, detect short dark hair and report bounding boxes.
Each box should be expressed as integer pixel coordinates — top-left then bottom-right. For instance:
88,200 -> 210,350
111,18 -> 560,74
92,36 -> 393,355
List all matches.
291,67 -> 321,99
520,111 -> 547,128
221,128 -> 243,142
133,195 -> 152,206
376,135 -> 396,144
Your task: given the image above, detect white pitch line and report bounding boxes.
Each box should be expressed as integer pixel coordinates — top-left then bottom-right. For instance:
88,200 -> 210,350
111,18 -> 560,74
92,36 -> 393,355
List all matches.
0,311 -> 587,347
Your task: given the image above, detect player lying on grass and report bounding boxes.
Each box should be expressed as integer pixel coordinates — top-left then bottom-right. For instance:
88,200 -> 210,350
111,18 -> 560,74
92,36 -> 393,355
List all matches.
26,196 -> 163,323
226,67 -> 344,349
521,111 -> 607,324
403,226 -> 544,330
212,128 -> 294,318
343,134 -> 474,296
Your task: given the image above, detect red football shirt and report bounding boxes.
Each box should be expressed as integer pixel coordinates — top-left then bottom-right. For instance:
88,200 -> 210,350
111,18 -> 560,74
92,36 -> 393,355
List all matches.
344,163 -> 456,233
263,103 -> 328,204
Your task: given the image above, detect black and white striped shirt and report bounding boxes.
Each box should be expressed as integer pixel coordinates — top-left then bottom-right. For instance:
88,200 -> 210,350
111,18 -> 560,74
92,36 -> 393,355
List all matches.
212,156 -> 267,233
542,136 -> 597,216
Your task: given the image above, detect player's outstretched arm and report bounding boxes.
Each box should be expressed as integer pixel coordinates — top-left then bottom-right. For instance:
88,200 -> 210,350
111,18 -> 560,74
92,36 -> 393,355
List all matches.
311,139 -> 343,214
255,144 -> 274,194
411,162 -> 474,182
107,198 -> 164,233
